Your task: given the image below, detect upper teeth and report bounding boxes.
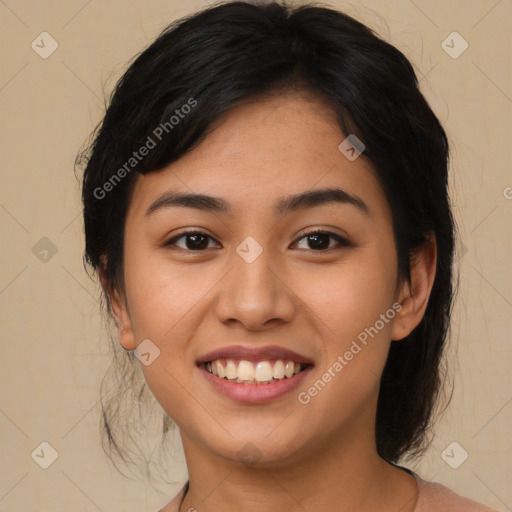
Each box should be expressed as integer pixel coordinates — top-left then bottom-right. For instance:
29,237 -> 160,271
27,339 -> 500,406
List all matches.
206,359 -> 304,383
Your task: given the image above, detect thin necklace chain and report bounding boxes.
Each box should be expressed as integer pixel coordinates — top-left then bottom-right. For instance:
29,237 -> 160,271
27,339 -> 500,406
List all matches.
178,482 -> 189,512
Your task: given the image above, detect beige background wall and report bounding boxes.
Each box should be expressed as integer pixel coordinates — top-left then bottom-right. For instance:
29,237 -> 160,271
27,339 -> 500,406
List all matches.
0,0 -> 511,510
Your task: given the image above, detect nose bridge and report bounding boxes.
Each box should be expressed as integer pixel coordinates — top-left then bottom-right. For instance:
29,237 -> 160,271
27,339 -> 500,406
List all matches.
214,236 -> 295,328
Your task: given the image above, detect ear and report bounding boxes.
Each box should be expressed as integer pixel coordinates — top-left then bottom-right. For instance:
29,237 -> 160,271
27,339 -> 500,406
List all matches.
391,233 -> 437,341
98,257 -> 137,351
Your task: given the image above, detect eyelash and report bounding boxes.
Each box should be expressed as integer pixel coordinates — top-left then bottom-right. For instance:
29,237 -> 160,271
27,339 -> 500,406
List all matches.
164,228 -> 351,252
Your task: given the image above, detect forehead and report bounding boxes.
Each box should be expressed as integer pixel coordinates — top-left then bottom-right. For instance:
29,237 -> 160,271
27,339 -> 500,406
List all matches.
127,91 -> 388,219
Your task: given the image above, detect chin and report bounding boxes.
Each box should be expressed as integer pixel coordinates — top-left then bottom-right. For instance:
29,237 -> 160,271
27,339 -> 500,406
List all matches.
201,429 -> 310,469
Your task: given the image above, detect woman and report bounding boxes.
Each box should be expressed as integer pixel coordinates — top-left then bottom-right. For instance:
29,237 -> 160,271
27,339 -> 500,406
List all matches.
79,1 -> 499,511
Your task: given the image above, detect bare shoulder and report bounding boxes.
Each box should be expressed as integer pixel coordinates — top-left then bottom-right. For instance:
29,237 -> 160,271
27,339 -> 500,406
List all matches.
412,472 -> 500,512
151,483 -> 187,512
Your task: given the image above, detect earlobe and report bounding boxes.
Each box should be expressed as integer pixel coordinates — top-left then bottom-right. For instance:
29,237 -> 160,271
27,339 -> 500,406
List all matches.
98,261 -> 137,351
391,233 -> 437,341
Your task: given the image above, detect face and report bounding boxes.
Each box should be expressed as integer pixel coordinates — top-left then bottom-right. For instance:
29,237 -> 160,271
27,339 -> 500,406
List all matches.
109,90 -> 421,469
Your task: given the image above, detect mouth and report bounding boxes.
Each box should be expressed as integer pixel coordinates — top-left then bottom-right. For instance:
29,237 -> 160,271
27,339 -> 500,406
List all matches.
201,358 -> 312,385
196,344 -> 314,403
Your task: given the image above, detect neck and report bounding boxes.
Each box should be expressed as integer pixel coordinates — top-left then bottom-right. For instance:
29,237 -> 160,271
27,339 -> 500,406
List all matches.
177,422 -> 418,512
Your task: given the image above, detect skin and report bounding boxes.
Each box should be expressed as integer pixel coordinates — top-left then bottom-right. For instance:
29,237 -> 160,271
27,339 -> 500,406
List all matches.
103,90 -> 437,512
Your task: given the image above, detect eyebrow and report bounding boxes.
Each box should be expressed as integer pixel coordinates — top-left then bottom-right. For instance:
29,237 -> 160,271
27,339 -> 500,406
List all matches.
144,187 -> 369,217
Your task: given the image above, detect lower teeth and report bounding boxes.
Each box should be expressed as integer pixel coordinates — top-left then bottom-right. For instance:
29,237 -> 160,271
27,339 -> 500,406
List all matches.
233,378 -> 278,384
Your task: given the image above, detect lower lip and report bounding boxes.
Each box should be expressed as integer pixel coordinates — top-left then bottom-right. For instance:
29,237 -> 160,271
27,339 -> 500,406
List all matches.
199,364 -> 313,404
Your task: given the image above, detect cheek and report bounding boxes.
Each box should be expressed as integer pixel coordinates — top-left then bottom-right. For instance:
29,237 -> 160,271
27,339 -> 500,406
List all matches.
123,257 -> 212,426
294,249 -> 398,390
123,247 -> 213,341
122,246 -> 233,400
294,276 -> 396,426
299,254 -> 397,339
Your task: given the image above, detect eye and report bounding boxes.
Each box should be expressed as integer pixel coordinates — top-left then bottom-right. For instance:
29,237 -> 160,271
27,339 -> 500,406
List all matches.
293,229 -> 351,251
164,231 -> 220,251
164,229 -> 351,252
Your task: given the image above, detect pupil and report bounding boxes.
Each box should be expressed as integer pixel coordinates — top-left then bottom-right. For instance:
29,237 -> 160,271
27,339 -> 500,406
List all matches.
309,233 -> 329,250
187,234 -> 208,250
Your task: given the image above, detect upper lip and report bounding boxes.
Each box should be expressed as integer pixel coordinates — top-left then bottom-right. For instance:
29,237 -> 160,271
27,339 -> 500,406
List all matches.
196,345 -> 314,365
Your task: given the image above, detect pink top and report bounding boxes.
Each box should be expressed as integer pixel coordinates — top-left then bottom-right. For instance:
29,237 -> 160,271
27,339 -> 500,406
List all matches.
154,471 -> 499,512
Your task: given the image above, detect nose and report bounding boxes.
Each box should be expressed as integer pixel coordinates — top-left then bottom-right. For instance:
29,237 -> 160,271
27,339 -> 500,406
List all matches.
214,244 -> 296,331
